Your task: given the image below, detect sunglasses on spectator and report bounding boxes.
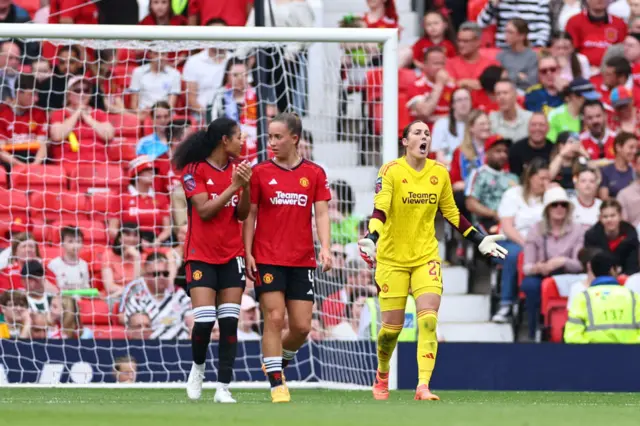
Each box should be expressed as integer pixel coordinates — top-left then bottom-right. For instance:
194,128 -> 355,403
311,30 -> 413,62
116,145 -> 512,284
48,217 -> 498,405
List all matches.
457,37 -> 476,43
147,270 -> 170,278
539,67 -> 558,75
550,202 -> 568,209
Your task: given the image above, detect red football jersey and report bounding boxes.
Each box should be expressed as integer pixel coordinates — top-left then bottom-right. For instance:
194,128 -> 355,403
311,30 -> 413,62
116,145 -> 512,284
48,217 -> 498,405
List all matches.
405,76 -> 455,125
580,129 -> 616,160
250,159 -> 331,268
0,105 -> 47,152
182,160 -> 244,264
49,108 -> 111,163
362,14 -> 398,29
153,155 -> 181,197
565,12 -> 627,67
109,187 -> 170,236
633,63 -> 640,88
412,38 -> 456,62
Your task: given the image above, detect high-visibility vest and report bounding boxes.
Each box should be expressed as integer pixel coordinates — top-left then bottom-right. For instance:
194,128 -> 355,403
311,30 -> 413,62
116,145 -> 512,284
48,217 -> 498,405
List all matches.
565,284 -> 640,344
366,296 -> 417,342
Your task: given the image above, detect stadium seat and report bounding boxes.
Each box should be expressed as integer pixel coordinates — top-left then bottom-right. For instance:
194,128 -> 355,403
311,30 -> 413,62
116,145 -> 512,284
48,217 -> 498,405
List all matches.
107,138 -> 138,164
79,245 -> 107,292
29,191 -> 88,223
108,113 -> 140,139
540,277 -> 568,342
0,186 -> 28,217
11,164 -> 67,192
84,192 -> 117,222
92,325 -> 126,339
68,164 -> 126,194
48,220 -> 108,246
78,298 -> 111,326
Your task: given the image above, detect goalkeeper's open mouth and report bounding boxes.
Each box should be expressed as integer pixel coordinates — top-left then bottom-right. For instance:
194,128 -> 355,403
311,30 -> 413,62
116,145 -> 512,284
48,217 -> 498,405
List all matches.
419,143 -> 428,154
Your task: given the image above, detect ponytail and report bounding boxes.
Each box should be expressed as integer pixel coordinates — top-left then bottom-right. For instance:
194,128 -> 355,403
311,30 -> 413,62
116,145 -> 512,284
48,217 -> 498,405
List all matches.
172,117 -> 238,170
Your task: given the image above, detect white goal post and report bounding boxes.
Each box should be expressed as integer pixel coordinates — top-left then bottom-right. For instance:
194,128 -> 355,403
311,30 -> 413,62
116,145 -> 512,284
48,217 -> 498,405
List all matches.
0,23 -> 399,390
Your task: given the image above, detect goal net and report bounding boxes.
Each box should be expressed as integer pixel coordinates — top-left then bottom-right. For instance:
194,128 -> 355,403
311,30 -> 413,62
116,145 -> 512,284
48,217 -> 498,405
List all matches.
0,24 -> 398,388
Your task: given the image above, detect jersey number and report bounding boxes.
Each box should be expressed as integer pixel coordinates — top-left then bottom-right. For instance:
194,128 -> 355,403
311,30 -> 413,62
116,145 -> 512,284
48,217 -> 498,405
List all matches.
236,257 -> 246,281
427,260 -> 441,282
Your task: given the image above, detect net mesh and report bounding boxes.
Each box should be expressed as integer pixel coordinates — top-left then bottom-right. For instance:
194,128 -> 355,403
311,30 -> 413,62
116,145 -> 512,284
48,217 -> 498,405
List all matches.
0,35 -> 389,386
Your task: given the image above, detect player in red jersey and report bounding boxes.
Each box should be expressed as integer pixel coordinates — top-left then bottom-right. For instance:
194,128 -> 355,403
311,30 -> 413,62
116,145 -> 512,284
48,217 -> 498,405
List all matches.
173,117 -> 252,404
243,113 -> 332,403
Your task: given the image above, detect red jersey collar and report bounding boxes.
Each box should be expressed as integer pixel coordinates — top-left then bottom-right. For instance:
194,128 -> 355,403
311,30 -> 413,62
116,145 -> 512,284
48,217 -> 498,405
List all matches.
128,184 -> 155,197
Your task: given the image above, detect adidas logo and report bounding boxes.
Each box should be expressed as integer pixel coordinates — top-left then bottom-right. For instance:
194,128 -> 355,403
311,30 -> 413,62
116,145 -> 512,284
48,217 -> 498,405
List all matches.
206,179 -> 214,185
269,179 -> 278,185
402,179 -> 408,184
306,289 -> 313,295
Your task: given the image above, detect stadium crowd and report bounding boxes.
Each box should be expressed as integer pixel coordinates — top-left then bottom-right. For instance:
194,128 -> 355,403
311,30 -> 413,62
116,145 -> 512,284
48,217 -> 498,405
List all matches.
0,0 -> 639,344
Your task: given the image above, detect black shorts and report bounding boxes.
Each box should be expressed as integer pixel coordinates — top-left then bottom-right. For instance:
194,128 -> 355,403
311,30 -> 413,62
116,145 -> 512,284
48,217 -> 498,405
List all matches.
185,258 -> 246,295
254,264 -> 315,302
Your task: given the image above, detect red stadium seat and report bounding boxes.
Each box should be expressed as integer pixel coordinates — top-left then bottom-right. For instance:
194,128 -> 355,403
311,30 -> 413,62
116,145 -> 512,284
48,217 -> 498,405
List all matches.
107,137 -> 138,165
108,113 -> 140,139
48,220 -> 108,246
0,186 -> 28,217
541,277 -> 568,342
84,191 -> 118,223
92,325 -> 126,339
78,298 -> 111,325
11,164 -> 67,192
79,245 -> 107,292
68,164 -> 126,194
398,68 -> 418,95
30,191 -> 88,223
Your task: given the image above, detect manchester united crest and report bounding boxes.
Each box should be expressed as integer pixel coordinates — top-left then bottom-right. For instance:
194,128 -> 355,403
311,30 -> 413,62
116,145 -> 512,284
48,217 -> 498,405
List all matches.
263,273 -> 274,284
299,177 -> 310,188
192,270 -> 203,281
430,176 -> 438,185
605,28 -> 618,43
382,284 -> 389,293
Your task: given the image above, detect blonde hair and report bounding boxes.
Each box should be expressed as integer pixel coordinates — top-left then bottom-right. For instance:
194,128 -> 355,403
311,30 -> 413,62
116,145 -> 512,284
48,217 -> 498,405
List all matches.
460,110 -> 487,161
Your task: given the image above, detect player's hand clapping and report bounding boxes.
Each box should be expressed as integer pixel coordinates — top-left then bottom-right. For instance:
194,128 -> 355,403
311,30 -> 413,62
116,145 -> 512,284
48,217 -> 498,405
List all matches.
232,160 -> 252,189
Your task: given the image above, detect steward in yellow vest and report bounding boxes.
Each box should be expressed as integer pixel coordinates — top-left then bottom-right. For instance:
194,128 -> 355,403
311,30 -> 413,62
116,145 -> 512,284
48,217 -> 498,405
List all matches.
565,251 -> 640,344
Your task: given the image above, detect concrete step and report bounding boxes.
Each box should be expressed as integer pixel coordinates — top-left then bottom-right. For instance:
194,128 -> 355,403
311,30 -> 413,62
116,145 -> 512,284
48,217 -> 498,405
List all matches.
439,294 -> 490,323
439,322 -> 514,342
314,142 -> 359,168
442,266 -> 469,295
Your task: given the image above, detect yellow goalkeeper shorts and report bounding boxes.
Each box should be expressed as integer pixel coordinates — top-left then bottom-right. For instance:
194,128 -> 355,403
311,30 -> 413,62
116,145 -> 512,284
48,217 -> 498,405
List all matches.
375,260 -> 443,311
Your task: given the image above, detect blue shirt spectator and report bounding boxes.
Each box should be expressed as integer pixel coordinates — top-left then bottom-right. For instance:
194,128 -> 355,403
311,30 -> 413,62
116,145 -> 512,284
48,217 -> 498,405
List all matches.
524,56 -> 564,114
136,101 -> 171,160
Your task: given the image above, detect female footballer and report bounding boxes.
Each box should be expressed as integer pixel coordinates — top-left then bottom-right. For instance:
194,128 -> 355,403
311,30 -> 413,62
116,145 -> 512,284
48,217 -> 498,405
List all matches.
244,112 -> 332,403
174,117 -> 252,403
358,120 -> 507,401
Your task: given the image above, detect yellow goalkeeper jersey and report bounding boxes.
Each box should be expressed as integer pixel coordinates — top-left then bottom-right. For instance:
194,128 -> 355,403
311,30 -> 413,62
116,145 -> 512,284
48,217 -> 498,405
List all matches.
372,157 -> 473,267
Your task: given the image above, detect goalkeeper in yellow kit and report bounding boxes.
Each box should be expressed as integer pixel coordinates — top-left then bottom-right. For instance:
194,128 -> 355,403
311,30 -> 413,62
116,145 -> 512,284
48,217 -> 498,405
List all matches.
358,120 -> 508,401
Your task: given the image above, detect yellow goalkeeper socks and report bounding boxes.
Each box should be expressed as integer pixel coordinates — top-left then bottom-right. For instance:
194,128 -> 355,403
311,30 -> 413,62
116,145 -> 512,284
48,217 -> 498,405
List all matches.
377,322 -> 403,374
417,309 -> 438,387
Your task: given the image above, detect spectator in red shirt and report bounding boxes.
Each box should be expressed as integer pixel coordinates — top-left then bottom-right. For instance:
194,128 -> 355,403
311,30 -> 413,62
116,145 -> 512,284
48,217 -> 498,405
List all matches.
446,22 -> 498,92
565,0 -> 627,70
363,0 -> 398,28
0,74 -> 47,165
580,100 -> 616,159
48,75 -> 115,164
412,10 -> 456,68
188,0 -> 252,26
50,0 -> 98,24
0,233 -> 56,293
609,86 -> 640,135
593,57 -> 640,111
108,155 -> 172,248
140,0 -> 188,26
475,64 -> 507,112
101,223 -> 142,298
406,47 -> 455,126
625,34 -> 640,86
321,259 -> 376,328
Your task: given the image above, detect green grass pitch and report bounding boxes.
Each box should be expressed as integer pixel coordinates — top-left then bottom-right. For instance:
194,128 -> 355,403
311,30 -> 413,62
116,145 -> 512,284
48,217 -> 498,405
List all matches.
2,388 -> 639,426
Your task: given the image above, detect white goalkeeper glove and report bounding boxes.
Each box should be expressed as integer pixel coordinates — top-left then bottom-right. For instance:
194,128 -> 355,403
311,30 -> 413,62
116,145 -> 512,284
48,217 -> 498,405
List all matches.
478,234 -> 509,259
358,237 -> 377,268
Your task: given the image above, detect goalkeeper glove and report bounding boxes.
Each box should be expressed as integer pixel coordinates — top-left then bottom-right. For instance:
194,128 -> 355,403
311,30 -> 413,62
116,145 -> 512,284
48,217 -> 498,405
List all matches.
478,234 -> 509,259
358,232 -> 378,268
